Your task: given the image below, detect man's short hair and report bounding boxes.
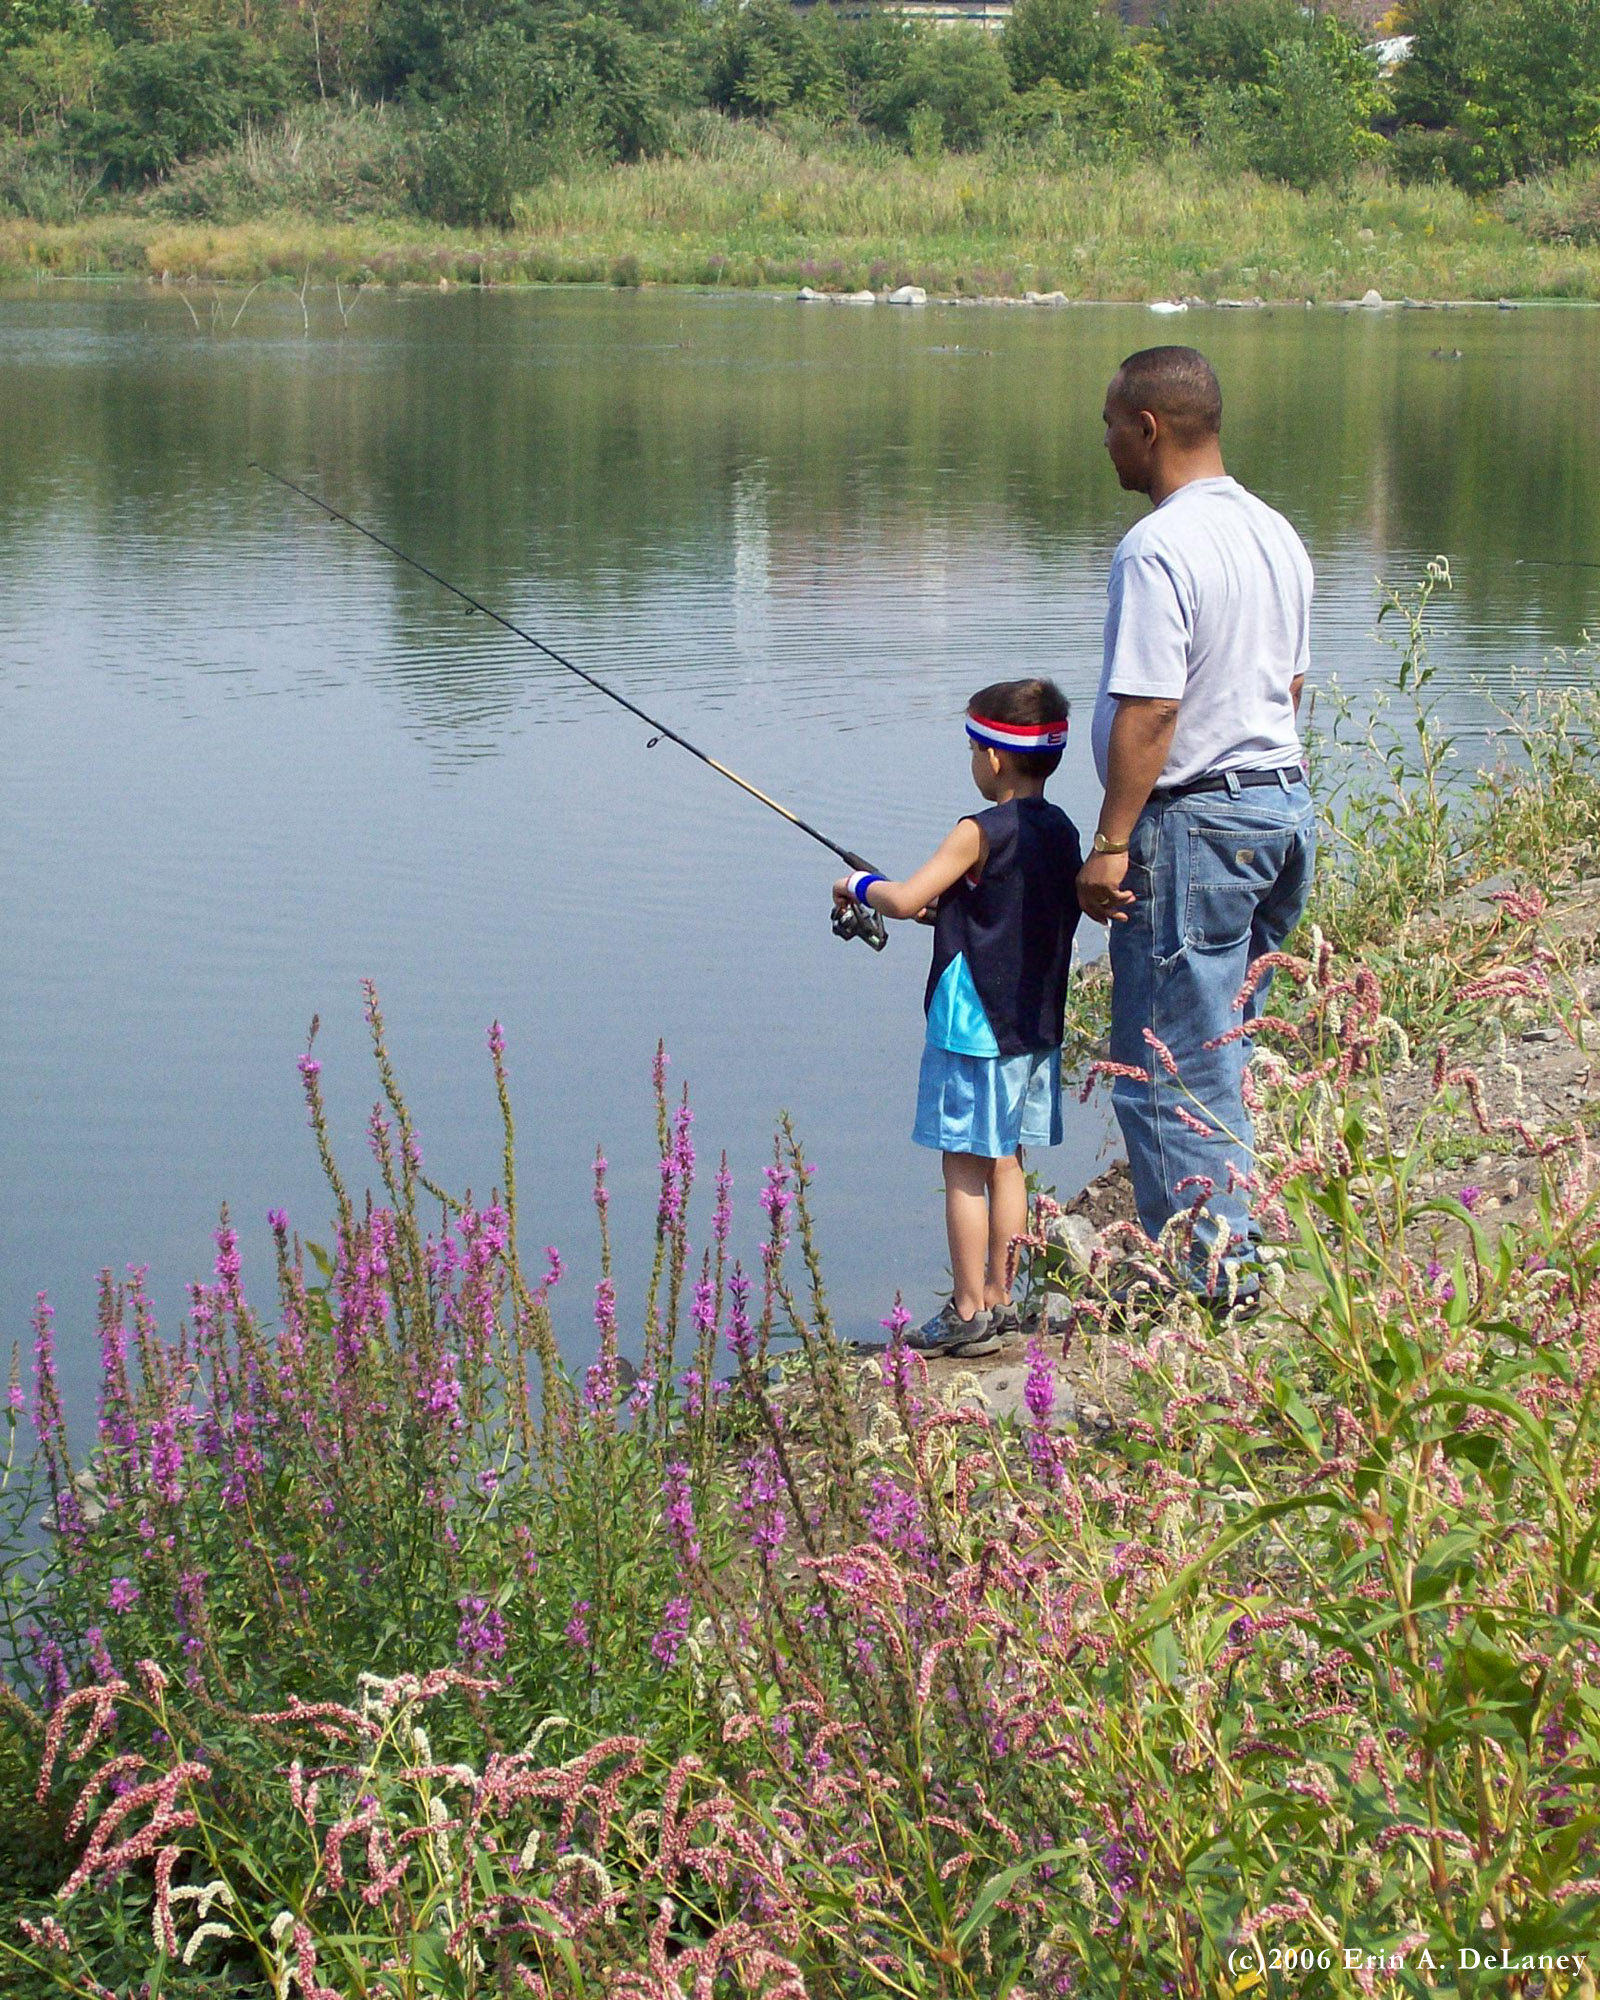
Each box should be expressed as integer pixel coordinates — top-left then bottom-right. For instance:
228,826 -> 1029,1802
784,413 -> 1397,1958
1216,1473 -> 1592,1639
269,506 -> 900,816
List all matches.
1112,346 -> 1223,446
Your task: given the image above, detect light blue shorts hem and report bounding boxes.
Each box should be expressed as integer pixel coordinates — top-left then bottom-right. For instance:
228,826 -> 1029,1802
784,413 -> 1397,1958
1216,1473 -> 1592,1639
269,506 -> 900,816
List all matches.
912,1044 -> 1064,1158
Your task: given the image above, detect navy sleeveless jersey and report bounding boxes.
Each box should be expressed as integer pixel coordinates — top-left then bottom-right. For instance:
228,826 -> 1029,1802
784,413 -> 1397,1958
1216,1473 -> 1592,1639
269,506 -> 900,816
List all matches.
923,798 -> 1083,1059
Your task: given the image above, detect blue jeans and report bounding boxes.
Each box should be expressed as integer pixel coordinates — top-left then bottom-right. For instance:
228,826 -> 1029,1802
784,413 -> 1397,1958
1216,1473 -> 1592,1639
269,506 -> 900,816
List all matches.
1107,774 -> 1315,1291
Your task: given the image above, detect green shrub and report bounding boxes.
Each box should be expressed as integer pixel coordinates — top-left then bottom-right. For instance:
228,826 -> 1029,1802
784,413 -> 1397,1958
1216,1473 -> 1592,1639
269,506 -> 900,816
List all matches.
141,99 -> 414,221
1500,161 -> 1600,244
68,32 -> 288,187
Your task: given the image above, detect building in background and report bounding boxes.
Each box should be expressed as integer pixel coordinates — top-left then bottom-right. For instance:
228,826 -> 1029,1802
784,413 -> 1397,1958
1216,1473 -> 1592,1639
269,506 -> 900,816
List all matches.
791,0 -> 1394,33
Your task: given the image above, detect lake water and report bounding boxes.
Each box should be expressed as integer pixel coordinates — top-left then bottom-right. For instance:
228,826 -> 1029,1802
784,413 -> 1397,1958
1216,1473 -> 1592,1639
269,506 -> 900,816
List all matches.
4,283 -> 1598,1425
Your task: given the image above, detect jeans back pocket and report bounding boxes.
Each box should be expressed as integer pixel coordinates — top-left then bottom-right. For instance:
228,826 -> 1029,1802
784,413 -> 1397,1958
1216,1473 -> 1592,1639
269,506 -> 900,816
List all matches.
1183,824 -> 1296,951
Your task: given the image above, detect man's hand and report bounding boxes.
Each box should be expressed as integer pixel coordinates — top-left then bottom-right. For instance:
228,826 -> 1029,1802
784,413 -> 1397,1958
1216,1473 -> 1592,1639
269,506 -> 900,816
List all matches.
1077,849 -> 1136,924
832,876 -> 853,909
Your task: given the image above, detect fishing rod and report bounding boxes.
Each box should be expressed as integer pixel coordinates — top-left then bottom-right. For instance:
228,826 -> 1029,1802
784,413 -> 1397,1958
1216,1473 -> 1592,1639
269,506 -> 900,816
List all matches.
252,464 -> 887,949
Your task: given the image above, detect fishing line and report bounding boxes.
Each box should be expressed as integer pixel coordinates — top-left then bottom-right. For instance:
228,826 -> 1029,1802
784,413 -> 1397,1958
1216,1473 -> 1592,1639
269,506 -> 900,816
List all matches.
252,465 -> 885,899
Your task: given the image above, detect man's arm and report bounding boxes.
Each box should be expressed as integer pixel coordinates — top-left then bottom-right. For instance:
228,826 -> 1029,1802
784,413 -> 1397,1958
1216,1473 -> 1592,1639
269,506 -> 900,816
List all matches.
1076,695 -> 1180,925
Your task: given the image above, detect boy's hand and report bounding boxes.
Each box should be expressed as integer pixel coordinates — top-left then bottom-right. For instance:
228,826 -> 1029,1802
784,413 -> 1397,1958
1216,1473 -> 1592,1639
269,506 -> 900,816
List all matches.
1077,850 -> 1136,924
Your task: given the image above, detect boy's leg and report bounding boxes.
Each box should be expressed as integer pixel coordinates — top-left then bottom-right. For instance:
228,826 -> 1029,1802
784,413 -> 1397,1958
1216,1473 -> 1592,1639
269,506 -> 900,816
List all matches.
985,1152 -> 1027,1308
943,1152 -> 995,1320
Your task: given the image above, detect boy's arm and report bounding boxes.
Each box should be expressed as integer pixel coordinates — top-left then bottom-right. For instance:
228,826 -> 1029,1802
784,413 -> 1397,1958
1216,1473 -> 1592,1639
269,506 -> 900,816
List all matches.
833,819 -> 986,922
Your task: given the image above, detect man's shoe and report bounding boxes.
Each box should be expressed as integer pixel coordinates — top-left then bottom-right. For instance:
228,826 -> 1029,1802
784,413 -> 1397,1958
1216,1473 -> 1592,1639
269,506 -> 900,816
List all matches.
904,1301 -> 1001,1358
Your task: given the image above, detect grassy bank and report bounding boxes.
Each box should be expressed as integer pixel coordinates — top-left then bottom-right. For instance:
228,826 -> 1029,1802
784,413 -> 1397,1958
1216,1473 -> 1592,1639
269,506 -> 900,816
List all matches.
7,132 -> 1600,299
5,589 -> 1600,1997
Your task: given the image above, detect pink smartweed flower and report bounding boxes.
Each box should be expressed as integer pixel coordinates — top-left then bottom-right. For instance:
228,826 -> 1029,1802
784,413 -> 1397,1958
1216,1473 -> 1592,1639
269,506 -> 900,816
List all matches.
1141,1027 -> 1181,1078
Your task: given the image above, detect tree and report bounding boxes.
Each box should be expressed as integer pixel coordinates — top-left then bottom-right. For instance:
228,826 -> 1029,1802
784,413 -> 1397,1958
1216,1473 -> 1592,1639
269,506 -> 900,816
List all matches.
1002,0 -> 1119,95
1392,0 -> 1600,189
704,0 -> 843,120
866,24 -> 1013,150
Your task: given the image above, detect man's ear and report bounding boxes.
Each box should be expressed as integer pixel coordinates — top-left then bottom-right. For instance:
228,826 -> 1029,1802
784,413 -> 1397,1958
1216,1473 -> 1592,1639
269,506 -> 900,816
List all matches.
1138,407 -> 1159,445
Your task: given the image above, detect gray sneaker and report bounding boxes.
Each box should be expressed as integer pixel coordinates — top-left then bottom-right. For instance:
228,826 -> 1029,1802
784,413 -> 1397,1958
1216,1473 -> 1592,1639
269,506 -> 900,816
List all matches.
905,1301 -> 1001,1358
988,1303 -> 1023,1343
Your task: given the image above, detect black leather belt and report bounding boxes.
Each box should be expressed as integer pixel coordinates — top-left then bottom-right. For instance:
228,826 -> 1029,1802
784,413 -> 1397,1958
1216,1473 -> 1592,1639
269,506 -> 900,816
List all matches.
1150,766 -> 1304,802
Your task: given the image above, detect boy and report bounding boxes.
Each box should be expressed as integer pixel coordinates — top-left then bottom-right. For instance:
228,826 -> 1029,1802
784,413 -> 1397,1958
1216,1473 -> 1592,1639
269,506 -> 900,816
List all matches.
834,678 -> 1081,1357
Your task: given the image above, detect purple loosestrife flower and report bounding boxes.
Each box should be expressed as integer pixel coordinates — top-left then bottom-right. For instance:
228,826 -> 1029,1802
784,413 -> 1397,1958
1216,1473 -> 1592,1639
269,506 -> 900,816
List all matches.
759,1165 -> 792,1227
542,1247 -> 564,1292
213,1223 -> 243,1309
147,1416 -> 184,1508
651,1595 -> 692,1667
1459,1185 -> 1482,1212
421,1351 -> 463,1426
864,1474 -> 927,1558
662,1461 -> 701,1567
586,1280 -> 620,1411
564,1600 -> 593,1652
455,1595 -> 508,1662
880,1297 -> 912,1339
592,1149 -> 610,1218
37,1638 -> 69,1710
713,1159 -> 732,1249
725,1267 -> 754,1365
488,1019 -> 505,1063
739,1445 -> 786,1561
1024,1335 -> 1056,1427
108,1578 -> 140,1615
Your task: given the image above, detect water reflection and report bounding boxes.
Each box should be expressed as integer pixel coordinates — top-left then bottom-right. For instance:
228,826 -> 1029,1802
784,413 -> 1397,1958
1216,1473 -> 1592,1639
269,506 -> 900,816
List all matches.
2,286 -> 1597,1425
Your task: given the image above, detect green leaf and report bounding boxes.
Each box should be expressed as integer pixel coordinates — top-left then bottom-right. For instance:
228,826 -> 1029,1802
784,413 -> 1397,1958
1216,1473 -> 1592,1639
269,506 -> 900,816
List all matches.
956,1847 -> 1074,1949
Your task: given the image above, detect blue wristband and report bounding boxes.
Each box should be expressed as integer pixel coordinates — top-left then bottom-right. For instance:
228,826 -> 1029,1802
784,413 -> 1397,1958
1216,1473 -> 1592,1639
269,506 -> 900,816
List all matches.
848,872 -> 885,906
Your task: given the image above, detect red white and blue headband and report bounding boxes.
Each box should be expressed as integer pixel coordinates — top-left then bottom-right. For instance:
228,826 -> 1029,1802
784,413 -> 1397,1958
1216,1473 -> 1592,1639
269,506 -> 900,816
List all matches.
966,712 -> 1069,753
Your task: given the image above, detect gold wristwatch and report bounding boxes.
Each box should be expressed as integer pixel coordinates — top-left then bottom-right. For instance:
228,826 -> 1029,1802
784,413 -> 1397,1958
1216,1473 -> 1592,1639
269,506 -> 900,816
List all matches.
1091,831 -> 1131,856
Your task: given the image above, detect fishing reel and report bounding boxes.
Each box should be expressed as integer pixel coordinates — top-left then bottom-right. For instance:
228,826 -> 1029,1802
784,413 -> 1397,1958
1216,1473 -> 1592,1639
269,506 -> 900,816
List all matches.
832,898 -> 888,952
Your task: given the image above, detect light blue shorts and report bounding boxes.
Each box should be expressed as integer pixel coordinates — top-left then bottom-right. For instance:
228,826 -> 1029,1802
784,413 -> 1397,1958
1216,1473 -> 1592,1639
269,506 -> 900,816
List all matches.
912,1044 -> 1064,1158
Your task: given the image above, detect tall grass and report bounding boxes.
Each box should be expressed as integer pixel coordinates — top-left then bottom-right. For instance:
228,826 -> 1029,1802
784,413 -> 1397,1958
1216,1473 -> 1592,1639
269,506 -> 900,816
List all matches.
6,115 -> 1600,297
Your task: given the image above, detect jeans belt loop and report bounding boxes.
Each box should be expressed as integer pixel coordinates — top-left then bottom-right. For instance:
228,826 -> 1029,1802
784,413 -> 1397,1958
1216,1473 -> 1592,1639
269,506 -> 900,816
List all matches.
1276,766 -> 1290,792
1222,770 -> 1241,800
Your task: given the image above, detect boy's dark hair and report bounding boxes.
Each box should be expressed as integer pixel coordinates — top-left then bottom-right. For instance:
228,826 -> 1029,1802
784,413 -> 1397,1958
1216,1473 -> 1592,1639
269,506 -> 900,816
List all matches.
967,677 -> 1071,778
1112,346 -> 1223,447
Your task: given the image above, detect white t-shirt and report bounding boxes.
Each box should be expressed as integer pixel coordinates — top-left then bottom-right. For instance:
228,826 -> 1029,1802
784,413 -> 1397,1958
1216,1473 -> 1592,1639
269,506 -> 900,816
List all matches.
1091,475 -> 1312,790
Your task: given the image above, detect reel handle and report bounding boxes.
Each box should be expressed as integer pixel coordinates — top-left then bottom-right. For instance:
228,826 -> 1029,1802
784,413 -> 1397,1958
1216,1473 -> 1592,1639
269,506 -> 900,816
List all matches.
833,850 -> 888,951
832,900 -> 888,951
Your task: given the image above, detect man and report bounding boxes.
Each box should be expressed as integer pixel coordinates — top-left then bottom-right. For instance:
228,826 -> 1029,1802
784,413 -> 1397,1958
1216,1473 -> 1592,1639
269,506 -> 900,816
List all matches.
1076,346 -> 1315,1300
